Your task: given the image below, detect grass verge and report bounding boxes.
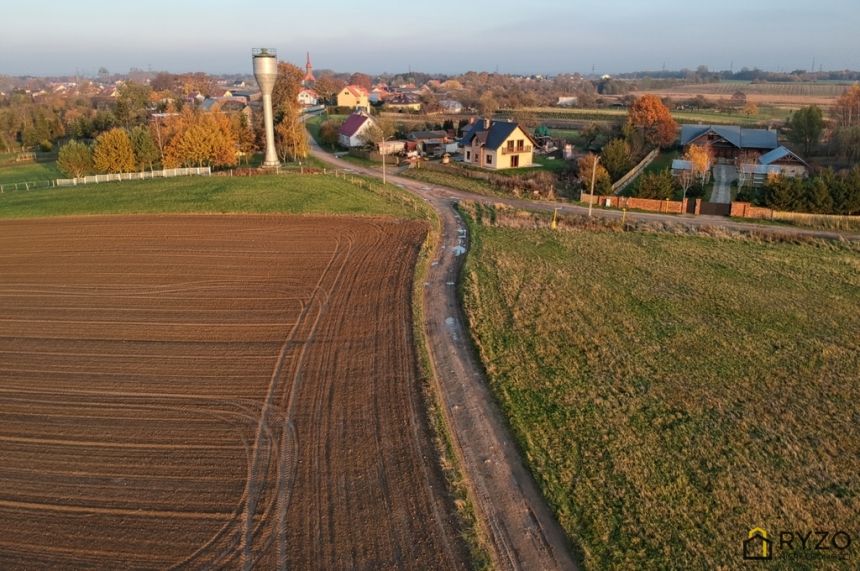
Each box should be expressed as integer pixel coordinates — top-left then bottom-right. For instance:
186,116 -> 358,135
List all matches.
458,203 -> 859,570
0,172 -> 428,220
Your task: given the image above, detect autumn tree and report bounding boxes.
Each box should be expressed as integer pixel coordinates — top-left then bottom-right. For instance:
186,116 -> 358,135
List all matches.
92,128 -> 136,173
275,107 -> 309,162
129,126 -> 160,170
786,105 -> 824,155
358,118 -> 395,148
272,62 -> 305,118
163,110 -> 237,168
478,92 -> 499,117
318,119 -> 341,148
57,140 -> 93,178
314,75 -> 346,103
627,94 -> 678,148
578,153 -> 611,195
833,84 -> 860,127
685,144 -> 712,191
231,112 -> 256,164
348,73 -> 372,92
601,138 -> 632,181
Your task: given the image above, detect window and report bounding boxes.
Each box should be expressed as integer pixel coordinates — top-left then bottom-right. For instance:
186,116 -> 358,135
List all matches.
517,139 -> 524,150
507,140 -> 514,151
466,151 -> 471,161
486,154 -> 492,165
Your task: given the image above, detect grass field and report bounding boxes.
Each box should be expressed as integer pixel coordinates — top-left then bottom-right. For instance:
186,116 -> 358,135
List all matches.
0,172 -> 430,220
0,161 -> 62,185
460,207 -> 859,569
505,106 -> 789,126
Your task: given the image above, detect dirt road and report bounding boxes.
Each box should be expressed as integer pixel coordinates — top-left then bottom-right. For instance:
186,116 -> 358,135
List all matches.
309,140 -> 859,571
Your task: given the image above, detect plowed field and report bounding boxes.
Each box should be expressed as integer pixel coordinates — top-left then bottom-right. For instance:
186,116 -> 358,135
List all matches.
0,215 -> 464,569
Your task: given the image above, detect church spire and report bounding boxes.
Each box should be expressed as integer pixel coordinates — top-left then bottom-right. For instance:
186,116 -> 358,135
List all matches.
303,52 -> 315,86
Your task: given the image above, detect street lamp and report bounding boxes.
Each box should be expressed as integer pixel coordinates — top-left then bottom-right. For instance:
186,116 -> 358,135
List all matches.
588,154 -> 600,218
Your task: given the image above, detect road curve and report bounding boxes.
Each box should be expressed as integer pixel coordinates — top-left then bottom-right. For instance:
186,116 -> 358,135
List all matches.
307,143 -> 858,571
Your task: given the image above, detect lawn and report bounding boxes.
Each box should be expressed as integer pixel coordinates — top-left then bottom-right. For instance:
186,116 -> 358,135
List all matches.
0,161 -> 62,186
0,172 -> 431,220
460,208 -> 859,570
400,165 -> 497,196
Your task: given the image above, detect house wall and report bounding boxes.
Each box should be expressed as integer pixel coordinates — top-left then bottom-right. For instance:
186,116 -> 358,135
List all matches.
493,127 -> 534,170
337,89 -> 369,111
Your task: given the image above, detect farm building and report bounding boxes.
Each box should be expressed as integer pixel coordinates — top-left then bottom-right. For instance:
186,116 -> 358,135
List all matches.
738,147 -> 809,186
460,118 -> 536,170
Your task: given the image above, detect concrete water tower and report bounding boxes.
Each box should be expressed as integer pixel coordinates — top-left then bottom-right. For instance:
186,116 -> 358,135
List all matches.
252,48 -> 280,168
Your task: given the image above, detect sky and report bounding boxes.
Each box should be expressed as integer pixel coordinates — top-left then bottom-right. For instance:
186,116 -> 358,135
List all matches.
2,0 -> 858,77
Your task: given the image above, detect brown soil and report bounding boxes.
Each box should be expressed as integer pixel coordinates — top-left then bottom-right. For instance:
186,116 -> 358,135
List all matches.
0,215 -> 466,569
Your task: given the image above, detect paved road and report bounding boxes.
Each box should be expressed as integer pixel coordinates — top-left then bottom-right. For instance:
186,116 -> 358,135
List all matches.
711,164 -> 737,204
307,143 -> 858,571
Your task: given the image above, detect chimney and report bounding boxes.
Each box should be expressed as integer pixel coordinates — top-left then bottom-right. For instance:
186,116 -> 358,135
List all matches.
483,117 -> 491,129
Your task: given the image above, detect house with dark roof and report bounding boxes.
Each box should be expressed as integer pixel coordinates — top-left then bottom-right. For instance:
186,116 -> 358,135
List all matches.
460,118 -> 536,170
338,112 -> 376,148
738,146 -> 809,186
680,124 -> 779,162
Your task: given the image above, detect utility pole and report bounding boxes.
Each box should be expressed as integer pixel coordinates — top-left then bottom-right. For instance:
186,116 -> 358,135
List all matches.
381,134 -> 387,186
588,155 -> 599,218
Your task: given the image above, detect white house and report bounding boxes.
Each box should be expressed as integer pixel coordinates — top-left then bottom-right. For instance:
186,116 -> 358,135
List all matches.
338,112 -> 377,148
297,88 -> 319,107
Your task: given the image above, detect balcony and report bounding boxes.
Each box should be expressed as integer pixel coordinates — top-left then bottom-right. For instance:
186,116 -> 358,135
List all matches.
501,145 -> 532,155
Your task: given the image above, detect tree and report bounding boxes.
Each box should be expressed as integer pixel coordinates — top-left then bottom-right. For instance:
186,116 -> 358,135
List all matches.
578,153 -> 611,195
115,82 -> 152,128
601,138 -> 632,181
272,62 -> 305,120
805,176 -> 834,214
163,110 -> 237,168
786,105 -> 824,156
685,144 -> 712,192
275,111 -> 309,162
833,84 -> 860,127
637,169 -> 678,200
348,73 -> 372,92
358,118 -> 394,148
57,140 -> 93,178
92,128 -> 136,173
478,92 -> 499,117
628,95 -> 678,148
231,112 -> 256,164
314,75 -> 346,103
129,126 -> 160,170
581,123 -> 603,151
762,175 -> 804,211
318,119 -> 341,148
742,102 -> 759,116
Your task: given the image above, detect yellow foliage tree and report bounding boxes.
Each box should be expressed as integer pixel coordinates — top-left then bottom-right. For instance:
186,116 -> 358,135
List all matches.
834,84 -> 860,127
685,144 -> 712,190
163,110 -> 237,168
578,153 -> 611,196
92,128 -> 136,173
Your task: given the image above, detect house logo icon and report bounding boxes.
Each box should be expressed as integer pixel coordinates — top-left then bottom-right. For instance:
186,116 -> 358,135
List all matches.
743,527 -> 773,560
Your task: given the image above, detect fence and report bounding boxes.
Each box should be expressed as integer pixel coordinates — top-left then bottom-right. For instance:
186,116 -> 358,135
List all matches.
55,167 -> 211,187
582,193 -> 686,214
612,148 -> 660,194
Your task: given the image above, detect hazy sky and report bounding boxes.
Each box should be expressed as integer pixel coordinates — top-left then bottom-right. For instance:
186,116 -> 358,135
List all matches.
2,0 -> 858,76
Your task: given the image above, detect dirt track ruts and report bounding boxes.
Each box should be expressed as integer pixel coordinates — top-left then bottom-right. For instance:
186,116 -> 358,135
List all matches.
0,215 -> 467,569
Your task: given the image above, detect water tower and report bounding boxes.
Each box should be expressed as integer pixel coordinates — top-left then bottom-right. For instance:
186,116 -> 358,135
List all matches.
252,48 -> 280,168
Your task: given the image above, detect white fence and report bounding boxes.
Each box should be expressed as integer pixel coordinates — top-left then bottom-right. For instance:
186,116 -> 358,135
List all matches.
55,167 -> 211,187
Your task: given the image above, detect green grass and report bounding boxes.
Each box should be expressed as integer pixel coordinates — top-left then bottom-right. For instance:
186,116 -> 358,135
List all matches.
400,166 -> 497,197
460,208 -> 859,570
0,173 -> 431,220
0,161 -> 62,185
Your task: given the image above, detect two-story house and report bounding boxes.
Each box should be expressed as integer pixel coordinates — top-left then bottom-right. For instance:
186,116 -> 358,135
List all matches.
460,118 -> 536,170
337,85 -> 370,112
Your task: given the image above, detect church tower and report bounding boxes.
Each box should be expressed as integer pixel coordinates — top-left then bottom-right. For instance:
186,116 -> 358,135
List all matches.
303,52 -> 316,87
